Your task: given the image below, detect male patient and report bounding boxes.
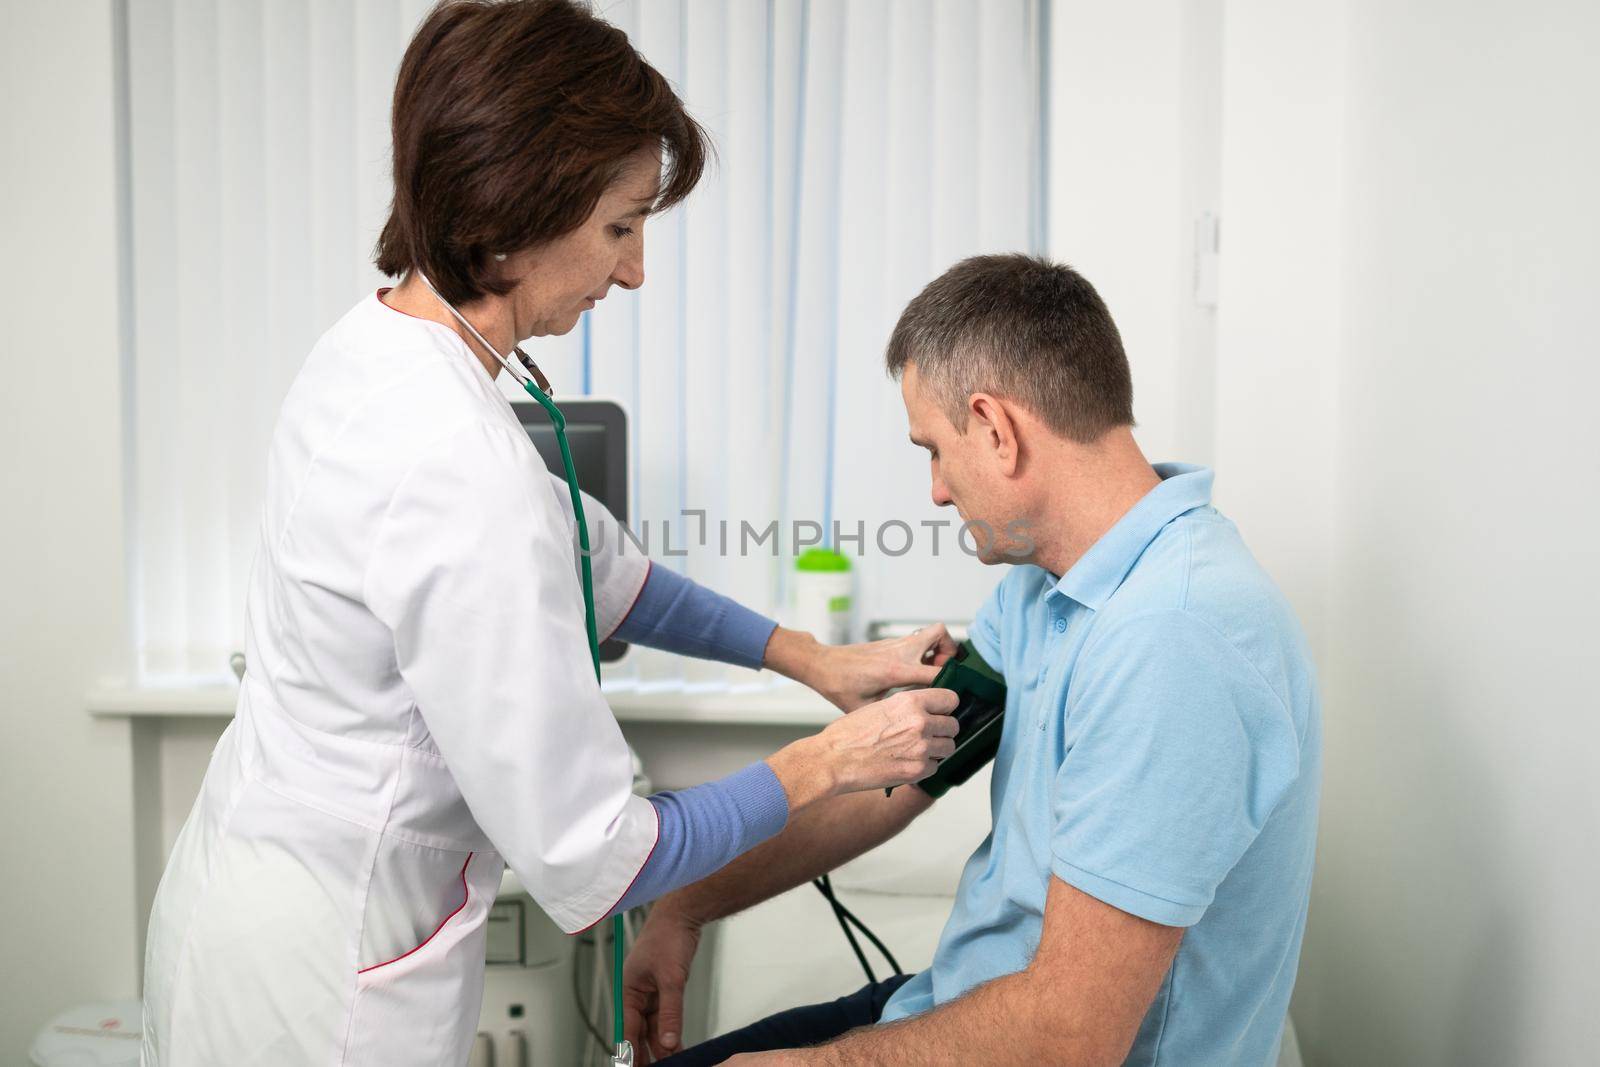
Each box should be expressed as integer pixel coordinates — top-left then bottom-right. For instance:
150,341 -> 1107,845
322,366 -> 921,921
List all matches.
624,254 -> 1321,1067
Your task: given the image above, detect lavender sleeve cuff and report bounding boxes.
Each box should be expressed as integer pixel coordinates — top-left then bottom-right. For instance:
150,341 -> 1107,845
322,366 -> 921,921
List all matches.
609,761 -> 790,916
612,562 -> 779,670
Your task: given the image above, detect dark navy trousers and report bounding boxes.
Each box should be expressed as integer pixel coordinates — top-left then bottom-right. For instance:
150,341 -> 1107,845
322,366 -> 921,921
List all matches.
653,974 -> 913,1066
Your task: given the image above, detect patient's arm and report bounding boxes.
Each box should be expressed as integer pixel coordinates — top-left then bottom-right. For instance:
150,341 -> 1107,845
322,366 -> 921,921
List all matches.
623,786 -> 933,1061
664,781 -> 932,924
790,877 -> 1183,1067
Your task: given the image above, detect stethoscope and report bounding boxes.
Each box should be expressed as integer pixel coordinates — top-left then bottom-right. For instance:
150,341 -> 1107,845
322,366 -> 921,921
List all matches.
418,271 -> 632,1067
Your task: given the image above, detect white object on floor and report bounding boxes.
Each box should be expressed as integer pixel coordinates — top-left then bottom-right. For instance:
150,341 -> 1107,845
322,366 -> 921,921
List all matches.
30,1000 -> 142,1066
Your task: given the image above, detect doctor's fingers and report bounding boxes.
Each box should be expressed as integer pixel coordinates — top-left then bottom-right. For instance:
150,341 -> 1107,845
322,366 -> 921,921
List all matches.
915,623 -> 960,666
897,686 -> 959,716
875,689 -> 953,735
893,730 -> 957,765
885,625 -> 960,686
898,739 -> 957,783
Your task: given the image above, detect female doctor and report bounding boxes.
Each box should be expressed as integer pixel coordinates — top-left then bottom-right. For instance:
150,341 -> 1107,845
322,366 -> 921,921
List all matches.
139,2 -> 958,1064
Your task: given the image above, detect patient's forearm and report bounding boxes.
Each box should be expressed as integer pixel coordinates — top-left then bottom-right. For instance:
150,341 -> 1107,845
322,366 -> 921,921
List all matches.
653,784 -> 933,926
805,969 -> 1051,1067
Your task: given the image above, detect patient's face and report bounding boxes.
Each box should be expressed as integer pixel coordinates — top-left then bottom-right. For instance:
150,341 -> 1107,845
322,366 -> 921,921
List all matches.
901,364 -> 1015,564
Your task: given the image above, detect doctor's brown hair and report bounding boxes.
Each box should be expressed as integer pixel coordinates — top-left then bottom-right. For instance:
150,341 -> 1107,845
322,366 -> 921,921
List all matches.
376,0 -> 708,305
885,254 -> 1135,444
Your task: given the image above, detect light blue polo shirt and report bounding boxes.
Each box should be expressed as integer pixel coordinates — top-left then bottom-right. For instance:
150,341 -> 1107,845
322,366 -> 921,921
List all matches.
880,464 -> 1321,1067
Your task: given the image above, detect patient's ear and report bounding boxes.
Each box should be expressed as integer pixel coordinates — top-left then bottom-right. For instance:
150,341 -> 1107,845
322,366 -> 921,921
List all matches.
969,393 -> 1020,476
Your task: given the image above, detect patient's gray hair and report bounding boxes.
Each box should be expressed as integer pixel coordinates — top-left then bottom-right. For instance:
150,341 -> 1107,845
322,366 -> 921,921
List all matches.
885,254 -> 1134,443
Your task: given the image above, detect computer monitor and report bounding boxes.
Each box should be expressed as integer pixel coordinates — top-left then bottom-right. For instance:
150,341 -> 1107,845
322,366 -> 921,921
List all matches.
514,398 -> 631,663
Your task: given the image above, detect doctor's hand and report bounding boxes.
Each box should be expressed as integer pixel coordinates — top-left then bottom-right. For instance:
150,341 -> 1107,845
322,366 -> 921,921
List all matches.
798,686 -> 960,795
764,624 -> 960,712
623,904 -> 703,1064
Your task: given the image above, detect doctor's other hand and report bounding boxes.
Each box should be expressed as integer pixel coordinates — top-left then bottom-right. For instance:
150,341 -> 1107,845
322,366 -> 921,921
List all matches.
771,687 -> 960,800
764,623 -> 960,712
623,903 -> 703,1064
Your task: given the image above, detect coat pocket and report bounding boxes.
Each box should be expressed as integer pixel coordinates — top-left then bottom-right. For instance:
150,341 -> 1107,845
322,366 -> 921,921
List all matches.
358,847 -> 474,975
343,850 -> 500,1067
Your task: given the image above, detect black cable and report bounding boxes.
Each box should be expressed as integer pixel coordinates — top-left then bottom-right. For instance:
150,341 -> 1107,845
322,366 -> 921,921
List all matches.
812,873 -> 905,983
572,929 -> 610,1054
831,891 -> 904,977
815,874 -> 903,974
813,875 -> 875,983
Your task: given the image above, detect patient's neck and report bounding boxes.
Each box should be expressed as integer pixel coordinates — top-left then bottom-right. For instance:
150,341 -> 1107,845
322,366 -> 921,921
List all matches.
1027,427 -> 1160,579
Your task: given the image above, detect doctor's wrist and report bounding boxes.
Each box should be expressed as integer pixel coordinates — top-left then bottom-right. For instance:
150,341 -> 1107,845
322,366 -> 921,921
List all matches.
761,626 -> 824,686
765,736 -> 838,814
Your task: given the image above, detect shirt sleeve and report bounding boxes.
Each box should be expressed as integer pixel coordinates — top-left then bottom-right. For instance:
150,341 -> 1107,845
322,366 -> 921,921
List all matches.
365,420 -> 656,934
968,577 -> 1006,666
612,563 -> 779,669
1050,610 -> 1302,927
540,470 -> 650,643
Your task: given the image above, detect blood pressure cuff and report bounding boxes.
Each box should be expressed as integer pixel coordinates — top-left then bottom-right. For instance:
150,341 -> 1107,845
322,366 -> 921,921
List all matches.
915,640 -> 1007,800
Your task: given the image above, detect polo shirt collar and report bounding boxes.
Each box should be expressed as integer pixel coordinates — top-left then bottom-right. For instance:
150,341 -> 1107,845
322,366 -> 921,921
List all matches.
1052,463 -> 1214,610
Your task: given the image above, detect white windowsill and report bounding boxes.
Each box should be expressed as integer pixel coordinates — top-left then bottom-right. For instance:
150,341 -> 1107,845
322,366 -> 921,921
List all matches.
86,679 -> 840,727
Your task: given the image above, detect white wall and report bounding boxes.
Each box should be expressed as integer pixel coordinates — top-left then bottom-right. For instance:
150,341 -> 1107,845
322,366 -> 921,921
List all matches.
1048,0 -> 1198,464
1212,0 -> 1346,656
1213,1 -> 1600,1063
1314,1 -> 1600,1061
1055,1 -> 1600,1063
0,0 -> 140,1058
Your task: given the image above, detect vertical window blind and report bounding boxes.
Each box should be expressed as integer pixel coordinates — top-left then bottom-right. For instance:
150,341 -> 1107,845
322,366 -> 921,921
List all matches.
121,0 -> 1046,687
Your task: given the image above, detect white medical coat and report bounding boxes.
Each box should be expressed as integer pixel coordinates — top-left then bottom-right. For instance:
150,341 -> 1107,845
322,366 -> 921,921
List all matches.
141,293 -> 657,1065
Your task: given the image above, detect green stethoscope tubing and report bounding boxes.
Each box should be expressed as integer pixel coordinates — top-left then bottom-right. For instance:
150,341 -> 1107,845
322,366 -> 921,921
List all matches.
521,381 -> 627,1056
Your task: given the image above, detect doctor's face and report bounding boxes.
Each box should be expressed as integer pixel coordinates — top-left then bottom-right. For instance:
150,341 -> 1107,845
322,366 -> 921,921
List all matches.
503,146 -> 660,338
